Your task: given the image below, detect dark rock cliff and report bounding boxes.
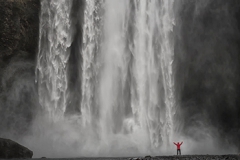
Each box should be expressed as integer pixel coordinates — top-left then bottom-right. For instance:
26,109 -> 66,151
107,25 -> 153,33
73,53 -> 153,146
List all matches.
0,0 -> 40,137
0,0 -> 40,61
174,0 -> 240,151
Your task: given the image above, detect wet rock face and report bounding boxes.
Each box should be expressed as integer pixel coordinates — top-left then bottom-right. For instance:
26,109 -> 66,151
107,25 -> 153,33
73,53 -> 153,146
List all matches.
0,138 -> 33,158
0,0 -> 40,61
0,0 -> 40,137
174,0 -> 240,150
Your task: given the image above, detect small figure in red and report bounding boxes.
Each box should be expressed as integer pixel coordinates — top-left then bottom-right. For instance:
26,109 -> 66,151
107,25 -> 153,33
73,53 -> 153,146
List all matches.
173,141 -> 183,155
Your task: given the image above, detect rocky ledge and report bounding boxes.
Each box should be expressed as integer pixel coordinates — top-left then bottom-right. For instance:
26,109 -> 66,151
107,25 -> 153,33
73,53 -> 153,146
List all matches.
0,138 -> 33,158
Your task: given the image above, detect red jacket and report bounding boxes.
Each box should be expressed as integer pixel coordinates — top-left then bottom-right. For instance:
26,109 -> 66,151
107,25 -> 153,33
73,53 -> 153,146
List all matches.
174,142 -> 183,149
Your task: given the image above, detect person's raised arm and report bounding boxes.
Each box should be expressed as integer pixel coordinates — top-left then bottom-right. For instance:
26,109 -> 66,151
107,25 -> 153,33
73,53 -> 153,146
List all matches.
173,142 -> 177,145
180,142 -> 183,145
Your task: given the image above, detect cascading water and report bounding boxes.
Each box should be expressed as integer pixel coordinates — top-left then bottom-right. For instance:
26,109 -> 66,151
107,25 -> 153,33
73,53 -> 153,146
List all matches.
36,0 -> 73,121
36,0 -> 176,156
131,0 -> 175,150
81,0 -> 103,127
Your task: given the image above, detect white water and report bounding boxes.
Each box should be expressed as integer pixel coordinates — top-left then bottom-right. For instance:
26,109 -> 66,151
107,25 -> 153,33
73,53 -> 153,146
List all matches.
131,0 -> 175,151
81,0 -> 103,127
36,0 -> 73,121
34,0 -> 176,157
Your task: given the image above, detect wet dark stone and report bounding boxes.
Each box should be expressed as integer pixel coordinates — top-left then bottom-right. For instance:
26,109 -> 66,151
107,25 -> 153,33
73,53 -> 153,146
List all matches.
0,138 -> 33,158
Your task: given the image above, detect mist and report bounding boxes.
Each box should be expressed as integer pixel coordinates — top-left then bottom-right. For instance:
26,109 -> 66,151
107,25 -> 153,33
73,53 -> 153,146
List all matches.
0,52 -> 39,139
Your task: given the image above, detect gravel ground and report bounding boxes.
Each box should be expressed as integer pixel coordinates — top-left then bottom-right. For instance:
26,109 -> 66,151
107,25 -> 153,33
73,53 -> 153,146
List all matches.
5,155 -> 239,160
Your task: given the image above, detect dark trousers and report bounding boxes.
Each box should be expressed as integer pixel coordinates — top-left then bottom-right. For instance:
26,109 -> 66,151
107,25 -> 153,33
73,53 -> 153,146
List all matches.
177,149 -> 181,155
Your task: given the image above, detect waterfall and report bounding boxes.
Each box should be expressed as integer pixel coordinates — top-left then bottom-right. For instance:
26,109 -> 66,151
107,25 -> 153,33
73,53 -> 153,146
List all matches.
36,0 -> 176,156
130,0 -> 176,149
81,0 -> 103,127
36,0 -> 73,121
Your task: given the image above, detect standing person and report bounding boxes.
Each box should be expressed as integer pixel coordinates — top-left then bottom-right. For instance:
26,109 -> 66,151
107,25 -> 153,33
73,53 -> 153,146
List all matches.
173,142 -> 183,155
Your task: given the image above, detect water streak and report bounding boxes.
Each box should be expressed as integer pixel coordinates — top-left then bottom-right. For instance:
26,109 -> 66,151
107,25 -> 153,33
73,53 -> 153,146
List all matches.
36,0 -> 73,121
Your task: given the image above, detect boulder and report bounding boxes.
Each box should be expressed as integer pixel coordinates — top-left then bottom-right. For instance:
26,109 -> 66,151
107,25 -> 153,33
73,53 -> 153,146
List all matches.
0,138 -> 33,158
